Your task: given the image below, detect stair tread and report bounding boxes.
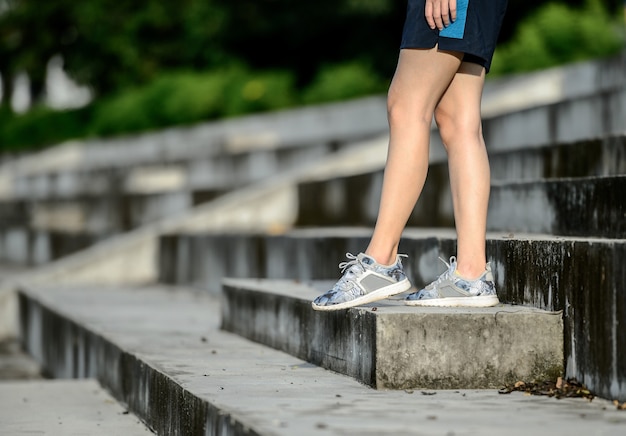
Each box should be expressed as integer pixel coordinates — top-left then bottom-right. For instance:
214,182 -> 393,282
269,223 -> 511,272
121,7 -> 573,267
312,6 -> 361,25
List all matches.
223,277 -> 556,315
0,379 -> 151,435
221,279 -> 563,390
20,283 -> 626,435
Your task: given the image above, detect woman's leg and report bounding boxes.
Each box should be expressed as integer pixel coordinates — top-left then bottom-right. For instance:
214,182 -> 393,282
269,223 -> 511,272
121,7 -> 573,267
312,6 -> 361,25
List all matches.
365,46 -> 463,266
434,61 -> 489,278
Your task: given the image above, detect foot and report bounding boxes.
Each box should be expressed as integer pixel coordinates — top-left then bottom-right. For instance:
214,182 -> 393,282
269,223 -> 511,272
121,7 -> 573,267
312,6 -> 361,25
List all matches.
311,252 -> 412,311
404,256 -> 499,307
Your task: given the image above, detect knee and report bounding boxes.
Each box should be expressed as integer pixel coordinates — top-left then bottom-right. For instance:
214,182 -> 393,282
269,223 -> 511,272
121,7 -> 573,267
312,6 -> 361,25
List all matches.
434,106 -> 481,149
387,91 -> 432,130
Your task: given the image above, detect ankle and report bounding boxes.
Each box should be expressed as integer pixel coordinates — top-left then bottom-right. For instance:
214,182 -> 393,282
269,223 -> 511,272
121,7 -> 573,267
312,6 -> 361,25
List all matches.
454,260 -> 486,280
364,250 -> 396,267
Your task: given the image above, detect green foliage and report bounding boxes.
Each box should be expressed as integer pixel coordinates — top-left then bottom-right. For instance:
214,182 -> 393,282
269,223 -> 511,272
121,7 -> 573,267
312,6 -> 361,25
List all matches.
221,69 -> 297,117
0,105 -> 91,151
90,67 -> 297,137
490,0 -> 624,76
301,62 -> 387,105
0,66 -> 301,149
1,0 -> 624,152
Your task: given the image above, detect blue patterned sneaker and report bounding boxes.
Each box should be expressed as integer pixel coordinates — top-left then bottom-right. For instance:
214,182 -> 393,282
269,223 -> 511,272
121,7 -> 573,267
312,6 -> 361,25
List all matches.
311,252 -> 412,311
405,256 -> 499,307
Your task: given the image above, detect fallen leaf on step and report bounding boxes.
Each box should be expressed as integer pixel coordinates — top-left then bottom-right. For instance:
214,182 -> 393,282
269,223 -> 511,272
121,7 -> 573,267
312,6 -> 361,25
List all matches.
498,378 -> 595,401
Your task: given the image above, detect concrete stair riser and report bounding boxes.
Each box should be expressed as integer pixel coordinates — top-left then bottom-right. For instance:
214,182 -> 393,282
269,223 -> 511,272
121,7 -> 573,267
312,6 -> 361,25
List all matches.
488,176 -> 626,238
489,135 -> 626,180
221,279 -> 563,390
482,88 -> 626,152
158,230 -> 620,308
2,189 -> 224,235
491,238 -> 626,401
158,230 -> 626,401
296,136 -> 626,234
8,144 -> 333,202
297,166 -> 454,228
0,228 -> 101,265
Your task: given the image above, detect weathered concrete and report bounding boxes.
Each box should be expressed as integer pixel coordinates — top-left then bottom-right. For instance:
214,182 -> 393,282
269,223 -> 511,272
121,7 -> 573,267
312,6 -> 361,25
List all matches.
17,283 -> 626,435
158,228 -> 626,401
221,278 -> 563,390
480,50 -> 626,118
6,142 -> 331,201
488,134 -> 626,180
0,338 -> 42,380
482,88 -> 626,153
0,96 -> 388,182
296,135 -> 626,230
0,227 -> 100,265
0,136 -> 389,266
488,176 -> 626,238
0,380 -> 152,435
0,263 -> 27,340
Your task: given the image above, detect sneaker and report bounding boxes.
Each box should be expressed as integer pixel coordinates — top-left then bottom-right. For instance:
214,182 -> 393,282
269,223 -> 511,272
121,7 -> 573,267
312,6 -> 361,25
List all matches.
404,256 -> 499,307
311,252 -> 412,311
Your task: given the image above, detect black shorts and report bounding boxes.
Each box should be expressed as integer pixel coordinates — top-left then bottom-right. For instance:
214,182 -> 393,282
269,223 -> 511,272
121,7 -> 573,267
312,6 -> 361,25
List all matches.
400,0 -> 508,73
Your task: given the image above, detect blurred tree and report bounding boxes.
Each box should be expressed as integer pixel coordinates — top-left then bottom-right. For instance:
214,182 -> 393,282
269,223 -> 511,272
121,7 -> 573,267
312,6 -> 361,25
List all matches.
0,0 -> 232,104
491,0 -> 624,75
0,0 -> 622,108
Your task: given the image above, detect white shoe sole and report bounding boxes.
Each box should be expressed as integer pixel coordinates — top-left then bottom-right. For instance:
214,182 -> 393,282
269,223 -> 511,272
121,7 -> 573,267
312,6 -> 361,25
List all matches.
311,279 -> 412,311
404,294 -> 499,308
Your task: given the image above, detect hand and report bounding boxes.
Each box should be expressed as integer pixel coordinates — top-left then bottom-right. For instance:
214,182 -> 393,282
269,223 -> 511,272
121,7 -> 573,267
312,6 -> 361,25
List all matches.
425,0 -> 457,30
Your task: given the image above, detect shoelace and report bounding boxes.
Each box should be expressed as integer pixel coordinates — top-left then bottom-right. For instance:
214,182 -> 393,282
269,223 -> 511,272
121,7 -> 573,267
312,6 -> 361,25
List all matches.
428,256 -> 457,287
331,253 -> 364,291
338,252 -> 408,276
338,252 -> 364,275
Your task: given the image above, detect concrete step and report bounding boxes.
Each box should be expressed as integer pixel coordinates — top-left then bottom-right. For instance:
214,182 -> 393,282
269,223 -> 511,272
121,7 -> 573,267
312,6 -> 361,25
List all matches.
157,228 -> 626,401
0,379 -> 152,435
17,283 -> 626,435
0,188 -> 225,265
0,227 -> 101,265
488,175 -> 626,238
221,278 -> 563,390
0,189 -> 222,233
6,142 -> 331,201
296,135 -> 626,231
488,134 -> 626,180
0,338 -> 42,380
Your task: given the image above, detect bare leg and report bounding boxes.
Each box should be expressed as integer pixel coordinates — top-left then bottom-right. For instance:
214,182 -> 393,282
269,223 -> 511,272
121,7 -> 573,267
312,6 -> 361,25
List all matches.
365,47 -> 462,265
434,62 -> 489,278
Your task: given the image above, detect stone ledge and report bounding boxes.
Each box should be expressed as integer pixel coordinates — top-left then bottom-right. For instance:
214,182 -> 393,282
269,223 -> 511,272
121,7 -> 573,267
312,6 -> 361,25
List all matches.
296,136 -> 626,231
221,278 -> 563,390
160,229 -> 626,401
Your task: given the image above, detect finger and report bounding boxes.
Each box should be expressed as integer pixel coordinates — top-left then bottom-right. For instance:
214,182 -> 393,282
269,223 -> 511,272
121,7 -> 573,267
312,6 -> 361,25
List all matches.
425,1 -> 436,29
449,0 -> 457,22
432,1 -> 444,30
441,0 -> 451,27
